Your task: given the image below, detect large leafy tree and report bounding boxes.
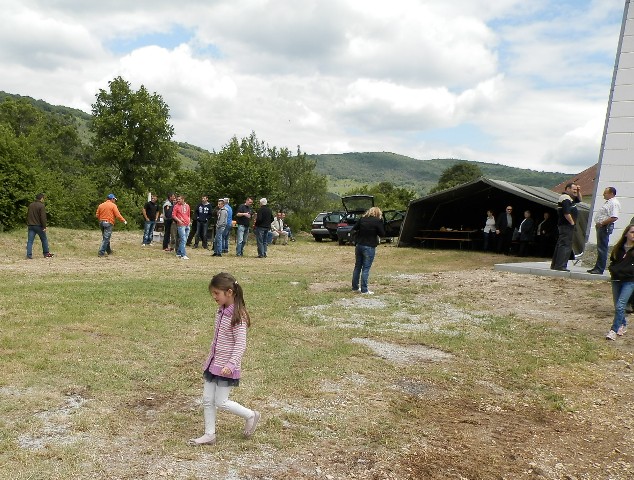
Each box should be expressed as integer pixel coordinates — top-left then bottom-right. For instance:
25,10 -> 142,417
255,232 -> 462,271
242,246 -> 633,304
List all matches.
0,98 -> 97,229
0,124 -> 37,230
195,132 -> 278,205
90,76 -> 178,196
429,162 -> 482,194
270,146 -> 327,215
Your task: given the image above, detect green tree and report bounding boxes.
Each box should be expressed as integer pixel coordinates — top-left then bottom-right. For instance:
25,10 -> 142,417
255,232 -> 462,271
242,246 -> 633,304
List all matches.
429,162 -> 482,194
195,133 -> 277,205
343,181 -> 416,210
90,76 -> 178,196
0,124 -> 37,230
270,146 -> 327,221
0,98 -> 98,229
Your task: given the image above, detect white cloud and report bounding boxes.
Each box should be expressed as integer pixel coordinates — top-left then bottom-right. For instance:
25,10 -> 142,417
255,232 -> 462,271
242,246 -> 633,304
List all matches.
0,0 -> 626,174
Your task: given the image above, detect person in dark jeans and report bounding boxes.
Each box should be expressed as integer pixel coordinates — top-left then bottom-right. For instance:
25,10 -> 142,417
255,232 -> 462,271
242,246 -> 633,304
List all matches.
26,193 -> 54,259
351,207 -> 386,295
551,183 -> 582,271
162,192 -> 176,251
588,187 -> 620,274
193,195 -> 212,249
254,198 -> 273,258
142,194 -> 160,246
235,197 -> 254,256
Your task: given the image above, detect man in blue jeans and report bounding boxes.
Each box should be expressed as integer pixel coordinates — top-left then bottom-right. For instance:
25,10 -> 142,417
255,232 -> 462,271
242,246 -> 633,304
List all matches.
142,194 -> 160,246
588,187 -> 620,274
235,197 -> 253,256
213,198 -> 228,257
222,197 -> 233,253
254,198 -> 273,258
26,193 -> 54,259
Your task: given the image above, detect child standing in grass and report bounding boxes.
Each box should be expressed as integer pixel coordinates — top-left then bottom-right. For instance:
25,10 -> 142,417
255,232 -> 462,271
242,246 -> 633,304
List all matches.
189,272 -> 260,445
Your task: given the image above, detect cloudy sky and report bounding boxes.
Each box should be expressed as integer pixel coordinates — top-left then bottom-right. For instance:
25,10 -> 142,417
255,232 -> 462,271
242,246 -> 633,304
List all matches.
1,0 -> 626,173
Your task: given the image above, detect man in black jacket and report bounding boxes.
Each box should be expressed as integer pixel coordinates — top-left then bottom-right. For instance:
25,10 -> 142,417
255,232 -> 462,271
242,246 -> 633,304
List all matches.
254,198 -> 273,258
495,205 -> 515,255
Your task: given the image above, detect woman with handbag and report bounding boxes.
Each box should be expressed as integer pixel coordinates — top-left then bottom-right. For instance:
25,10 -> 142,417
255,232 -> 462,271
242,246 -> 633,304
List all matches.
606,224 -> 634,340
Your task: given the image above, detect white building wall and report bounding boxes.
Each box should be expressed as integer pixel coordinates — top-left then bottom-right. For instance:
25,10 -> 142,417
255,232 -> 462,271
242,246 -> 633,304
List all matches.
588,0 -> 634,246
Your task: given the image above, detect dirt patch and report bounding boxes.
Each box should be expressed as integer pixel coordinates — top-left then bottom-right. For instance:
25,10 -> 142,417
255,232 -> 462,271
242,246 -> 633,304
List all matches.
351,337 -> 453,364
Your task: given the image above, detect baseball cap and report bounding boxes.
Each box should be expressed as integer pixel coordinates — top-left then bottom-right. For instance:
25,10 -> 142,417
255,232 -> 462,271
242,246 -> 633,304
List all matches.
107,193 -> 117,200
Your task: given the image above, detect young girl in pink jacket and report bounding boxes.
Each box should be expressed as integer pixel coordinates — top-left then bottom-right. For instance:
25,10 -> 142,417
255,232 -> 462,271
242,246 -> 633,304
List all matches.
189,272 -> 260,445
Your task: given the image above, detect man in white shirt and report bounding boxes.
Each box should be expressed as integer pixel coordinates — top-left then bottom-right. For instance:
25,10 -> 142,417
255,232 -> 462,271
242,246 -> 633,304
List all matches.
588,187 -> 621,274
271,212 -> 289,245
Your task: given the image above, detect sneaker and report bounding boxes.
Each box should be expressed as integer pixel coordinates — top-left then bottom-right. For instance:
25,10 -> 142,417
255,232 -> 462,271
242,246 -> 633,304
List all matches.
181,255 -> 190,260
141,244 -> 146,247
352,288 -> 360,292
361,290 -> 374,295
44,253 -> 54,258
617,325 -> 627,336
244,411 -> 261,437
176,254 -> 182,258
188,433 -> 216,445
606,330 -> 617,341
26,256 -> 33,260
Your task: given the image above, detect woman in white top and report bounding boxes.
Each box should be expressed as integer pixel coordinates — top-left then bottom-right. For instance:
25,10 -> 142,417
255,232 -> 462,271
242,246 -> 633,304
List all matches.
482,210 -> 496,251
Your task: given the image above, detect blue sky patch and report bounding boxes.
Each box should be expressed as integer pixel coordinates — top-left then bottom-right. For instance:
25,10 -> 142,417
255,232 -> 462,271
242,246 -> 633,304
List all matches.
106,25 -> 194,54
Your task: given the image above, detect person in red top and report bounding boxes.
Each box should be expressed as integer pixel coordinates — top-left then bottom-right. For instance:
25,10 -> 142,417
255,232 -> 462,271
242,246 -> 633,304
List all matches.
172,194 -> 191,260
96,193 -> 127,257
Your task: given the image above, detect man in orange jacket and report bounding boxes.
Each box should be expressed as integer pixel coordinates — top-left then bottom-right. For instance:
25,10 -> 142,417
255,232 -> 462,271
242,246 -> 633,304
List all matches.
96,193 -> 127,257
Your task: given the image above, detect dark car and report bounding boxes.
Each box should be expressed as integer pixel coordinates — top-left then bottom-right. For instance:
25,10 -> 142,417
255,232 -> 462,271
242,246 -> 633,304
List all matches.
334,195 -> 405,245
310,212 -> 331,241
322,211 -> 345,240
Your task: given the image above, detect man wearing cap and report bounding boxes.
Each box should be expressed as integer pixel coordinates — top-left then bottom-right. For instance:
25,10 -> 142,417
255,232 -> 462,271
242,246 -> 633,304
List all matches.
26,193 -> 54,259
254,198 -> 274,258
96,193 -> 127,257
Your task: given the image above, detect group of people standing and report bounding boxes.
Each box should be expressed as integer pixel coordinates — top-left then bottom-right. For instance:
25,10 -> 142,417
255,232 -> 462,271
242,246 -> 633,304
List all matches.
142,194 -> 292,260
482,207 -> 556,257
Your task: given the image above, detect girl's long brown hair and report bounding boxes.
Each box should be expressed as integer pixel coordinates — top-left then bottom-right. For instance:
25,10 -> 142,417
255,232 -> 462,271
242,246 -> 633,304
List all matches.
209,272 -> 251,327
610,224 -> 634,263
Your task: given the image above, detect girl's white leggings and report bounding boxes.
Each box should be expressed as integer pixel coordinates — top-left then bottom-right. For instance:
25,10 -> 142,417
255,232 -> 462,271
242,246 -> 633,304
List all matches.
202,380 -> 253,435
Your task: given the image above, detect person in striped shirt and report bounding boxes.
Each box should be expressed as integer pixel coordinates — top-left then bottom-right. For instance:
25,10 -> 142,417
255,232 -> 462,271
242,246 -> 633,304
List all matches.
189,272 -> 261,445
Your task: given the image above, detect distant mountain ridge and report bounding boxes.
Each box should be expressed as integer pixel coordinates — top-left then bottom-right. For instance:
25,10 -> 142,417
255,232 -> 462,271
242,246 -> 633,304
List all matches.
1,91 -> 570,195
307,152 -> 570,195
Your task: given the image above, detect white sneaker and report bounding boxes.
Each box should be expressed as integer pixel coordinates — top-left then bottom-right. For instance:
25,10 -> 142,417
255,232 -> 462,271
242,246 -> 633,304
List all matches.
181,255 -> 190,260
606,330 -> 617,341
244,411 -> 261,437
176,254 -> 182,258
361,290 -> 374,295
617,325 -> 627,336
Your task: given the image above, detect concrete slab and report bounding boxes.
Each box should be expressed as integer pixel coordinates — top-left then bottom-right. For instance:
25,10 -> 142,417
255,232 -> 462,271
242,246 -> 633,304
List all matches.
494,261 -> 610,281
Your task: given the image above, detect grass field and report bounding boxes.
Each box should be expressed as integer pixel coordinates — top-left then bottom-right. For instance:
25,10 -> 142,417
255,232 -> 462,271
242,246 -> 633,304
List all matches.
0,228 -> 632,479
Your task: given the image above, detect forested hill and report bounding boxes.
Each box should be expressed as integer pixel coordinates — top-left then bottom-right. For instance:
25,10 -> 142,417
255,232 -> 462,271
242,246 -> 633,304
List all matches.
1,90 -> 570,196
307,152 -> 570,195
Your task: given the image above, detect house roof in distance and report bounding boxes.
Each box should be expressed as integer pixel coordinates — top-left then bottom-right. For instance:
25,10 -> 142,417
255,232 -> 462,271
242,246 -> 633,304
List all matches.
551,164 -> 597,194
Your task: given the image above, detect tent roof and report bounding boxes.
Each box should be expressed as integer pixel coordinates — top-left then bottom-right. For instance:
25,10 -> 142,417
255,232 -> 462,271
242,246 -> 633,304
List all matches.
409,177 -> 584,209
